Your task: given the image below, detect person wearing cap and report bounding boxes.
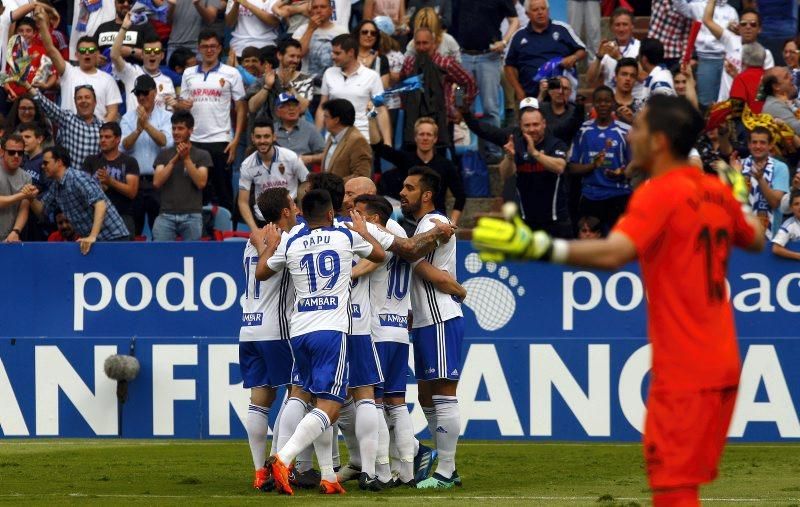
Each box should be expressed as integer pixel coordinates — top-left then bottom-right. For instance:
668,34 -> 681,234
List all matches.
121,73 -> 174,236
110,12 -> 177,115
237,116 -> 309,231
274,93 -> 325,167
460,97 -> 571,238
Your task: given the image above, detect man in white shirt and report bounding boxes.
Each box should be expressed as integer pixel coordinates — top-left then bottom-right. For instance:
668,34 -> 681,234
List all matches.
292,0 -> 348,95
177,28 -> 247,211
316,33 -> 391,143
35,6 -> 121,122
237,117 -> 308,231
111,12 -> 176,114
633,38 -> 676,109
703,0 -> 774,102
225,0 -> 281,56
587,8 -> 641,89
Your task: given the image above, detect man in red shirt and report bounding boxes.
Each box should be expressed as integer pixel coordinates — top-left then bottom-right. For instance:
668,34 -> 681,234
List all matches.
730,42 -> 767,113
473,95 -> 765,506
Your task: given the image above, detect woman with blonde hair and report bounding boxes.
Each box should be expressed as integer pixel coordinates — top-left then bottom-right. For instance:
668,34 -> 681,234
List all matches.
405,7 -> 461,61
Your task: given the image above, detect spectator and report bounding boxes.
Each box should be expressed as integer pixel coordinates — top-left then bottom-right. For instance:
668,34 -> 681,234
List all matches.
567,0 -> 600,63
111,13 -> 177,114
671,62 -> 700,111
611,57 -> 639,124
576,215 -> 602,239
35,8 -> 122,122
19,122 -> 47,191
400,26 -> 477,151
761,66 -> 800,135
273,93 -> 325,166
408,0 -> 452,30
237,117 -> 309,231
586,8 -> 640,89
177,29 -> 246,212
695,124 -> 734,174
672,0 -> 739,107
83,122 -> 140,239
167,0 -> 221,60
505,0 -> 586,101
353,19 -> 391,88
772,189 -> 800,260
737,126 -> 790,238
320,98 -> 372,180
317,34 -> 390,143
94,0 -> 158,64
48,210 -> 80,242
0,135 -> 34,242
168,46 -> 198,77
4,12 -> 59,103
647,0 -> 691,69
271,0 -> 313,35
568,86 -> 632,233
703,0 -> 775,102
364,0 -> 406,33
404,6 -> 461,61
292,0 -> 348,102
757,0 -> 797,67
225,0 -> 281,57
5,97 -> 49,137
248,39 -> 314,124
633,38 -> 676,108
783,38 -> 800,90
369,115 -> 466,225
29,145 -> 130,253
730,43 -> 767,113
24,80 -> 103,172
68,0 -> 116,60
452,0 -> 518,159
537,76 -> 585,145
121,74 -> 174,236
152,111 -> 210,241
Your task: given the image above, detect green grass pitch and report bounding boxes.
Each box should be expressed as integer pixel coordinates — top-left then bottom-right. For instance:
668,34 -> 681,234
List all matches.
1,440 -> 800,505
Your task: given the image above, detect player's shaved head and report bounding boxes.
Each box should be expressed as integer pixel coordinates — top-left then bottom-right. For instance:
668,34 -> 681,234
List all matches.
343,176 -> 377,212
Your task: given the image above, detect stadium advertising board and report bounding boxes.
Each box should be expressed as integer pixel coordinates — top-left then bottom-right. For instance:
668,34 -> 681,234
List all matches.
0,243 -> 798,441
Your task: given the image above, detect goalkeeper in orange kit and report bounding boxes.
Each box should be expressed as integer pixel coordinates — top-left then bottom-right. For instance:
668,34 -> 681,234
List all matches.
473,96 -> 765,506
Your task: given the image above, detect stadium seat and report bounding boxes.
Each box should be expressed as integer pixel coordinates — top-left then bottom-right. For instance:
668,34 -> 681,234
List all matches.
222,231 -> 250,241
203,205 -> 233,232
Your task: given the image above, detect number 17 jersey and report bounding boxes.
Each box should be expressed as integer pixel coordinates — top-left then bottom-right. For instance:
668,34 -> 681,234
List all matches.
268,224 -> 374,337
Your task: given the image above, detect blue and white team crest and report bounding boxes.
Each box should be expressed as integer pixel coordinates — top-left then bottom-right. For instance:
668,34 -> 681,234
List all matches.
461,253 -> 525,332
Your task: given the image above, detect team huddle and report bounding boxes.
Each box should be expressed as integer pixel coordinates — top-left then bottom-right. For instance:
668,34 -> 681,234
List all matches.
238,167 -> 465,494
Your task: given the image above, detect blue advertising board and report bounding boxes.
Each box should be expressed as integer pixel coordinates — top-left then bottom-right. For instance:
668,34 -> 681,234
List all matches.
0,242 -> 798,440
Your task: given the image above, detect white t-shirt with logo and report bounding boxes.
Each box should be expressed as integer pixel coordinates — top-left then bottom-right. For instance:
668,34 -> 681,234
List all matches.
114,62 -> 176,114
59,64 -> 123,120
370,219 -> 411,344
773,216 -> 800,247
718,28 -> 775,101
180,63 -> 246,143
226,0 -> 280,55
238,146 -> 309,221
321,64 -> 385,140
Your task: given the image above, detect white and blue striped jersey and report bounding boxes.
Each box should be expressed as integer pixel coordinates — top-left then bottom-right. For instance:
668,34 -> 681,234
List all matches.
633,65 -> 675,107
370,219 -> 411,344
267,224 -> 375,337
409,212 -> 462,328
773,216 -> 800,247
239,234 -> 294,342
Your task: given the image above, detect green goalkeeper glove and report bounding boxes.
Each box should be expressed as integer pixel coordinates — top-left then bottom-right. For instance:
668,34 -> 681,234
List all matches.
472,212 -> 554,263
713,159 -> 750,210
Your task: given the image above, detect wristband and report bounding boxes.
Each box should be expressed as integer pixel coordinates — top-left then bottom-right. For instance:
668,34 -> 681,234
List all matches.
550,238 -> 569,264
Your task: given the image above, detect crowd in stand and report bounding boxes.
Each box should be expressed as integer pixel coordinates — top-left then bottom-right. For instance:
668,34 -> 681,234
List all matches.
0,0 -> 798,259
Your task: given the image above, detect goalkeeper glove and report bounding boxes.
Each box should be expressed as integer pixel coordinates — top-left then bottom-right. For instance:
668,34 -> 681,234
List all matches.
713,159 -> 751,211
472,213 -> 554,263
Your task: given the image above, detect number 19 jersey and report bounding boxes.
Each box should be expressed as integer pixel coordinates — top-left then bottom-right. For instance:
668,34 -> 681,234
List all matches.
268,224 -> 374,337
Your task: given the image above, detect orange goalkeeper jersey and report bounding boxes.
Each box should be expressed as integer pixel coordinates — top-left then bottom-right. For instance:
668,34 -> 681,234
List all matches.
613,167 -> 756,390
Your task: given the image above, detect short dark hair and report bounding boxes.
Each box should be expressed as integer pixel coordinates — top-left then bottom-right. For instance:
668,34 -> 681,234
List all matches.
252,116 -> 274,133
748,125 -> 772,143
15,17 -> 36,31
257,187 -> 292,223
643,95 -> 704,159
2,133 -> 24,149
76,35 -> 98,47
408,166 -> 440,196
301,189 -> 333,222
169,47 -> 196,71
639,37 -> 665,67
790,188 -> 800,205
610,7 -> 634,24
331,33 -> 358,54
615,57 -> 638,75
762,72 -> 780,98
142,33 -> 162,46
241,46 -> 262,61
353,194 -> 393,225
740,8 -> 762,25
577,215 -> 602,234
322,99 -> 356,127
198,28 -> 223,46
308,172 -> 345,212
593,85 -> 614,100
73,84 -> 97,100
44,145 -> 71,168
17,121 -> 45,139
100,121 -> 122,137
278,38 -> 302,55
171,110 -> 195,129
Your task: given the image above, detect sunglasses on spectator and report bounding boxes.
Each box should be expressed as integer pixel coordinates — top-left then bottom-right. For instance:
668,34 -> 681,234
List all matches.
740,21 -> 758,27
361,29 -> 377,36
77,46 -> 98,54
143,47 -> 163,55
75,84 -> 95,92
5,150 -> 23,157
